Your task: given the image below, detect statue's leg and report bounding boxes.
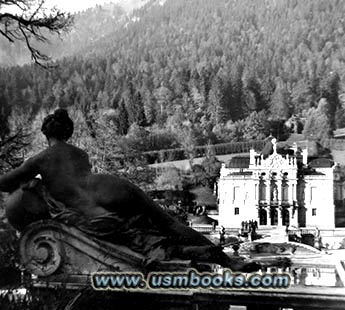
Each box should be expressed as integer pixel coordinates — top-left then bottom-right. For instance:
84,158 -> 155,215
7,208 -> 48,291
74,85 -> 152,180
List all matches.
89,174 -> 214,247
4,188 -> 50,231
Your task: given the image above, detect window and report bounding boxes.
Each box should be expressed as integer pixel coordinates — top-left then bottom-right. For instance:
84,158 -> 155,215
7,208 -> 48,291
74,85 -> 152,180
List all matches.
259,183 -> 266,201
310,187 -> 317,202
282,184 -> 289,202
234,208 -> 239,215
233,186 -> 240,201
312,208 -> 317,216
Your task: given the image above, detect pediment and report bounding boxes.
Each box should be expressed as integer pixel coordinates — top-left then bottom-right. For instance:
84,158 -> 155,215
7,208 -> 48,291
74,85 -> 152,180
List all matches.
261,153 -> 291,170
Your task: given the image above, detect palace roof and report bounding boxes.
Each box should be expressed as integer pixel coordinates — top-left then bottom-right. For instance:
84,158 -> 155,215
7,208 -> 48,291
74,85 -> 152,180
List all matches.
308,158 -> 334,168
227,156 -> 250,168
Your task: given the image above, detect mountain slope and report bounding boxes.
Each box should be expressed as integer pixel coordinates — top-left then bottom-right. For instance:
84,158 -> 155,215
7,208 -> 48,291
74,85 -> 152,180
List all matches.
1,0 -> 345,159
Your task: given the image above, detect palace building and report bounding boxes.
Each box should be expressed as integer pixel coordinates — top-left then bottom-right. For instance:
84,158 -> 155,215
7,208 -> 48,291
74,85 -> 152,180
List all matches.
217,138 -> 337,229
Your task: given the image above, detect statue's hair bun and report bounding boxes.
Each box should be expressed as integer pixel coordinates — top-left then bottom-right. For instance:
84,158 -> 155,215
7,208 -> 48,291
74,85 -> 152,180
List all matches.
41,108 -> 74,141
54,108 -> 70,121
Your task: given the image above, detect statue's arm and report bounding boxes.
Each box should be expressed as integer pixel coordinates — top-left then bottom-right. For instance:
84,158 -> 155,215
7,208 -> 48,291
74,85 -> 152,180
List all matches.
0,157 -> 40,192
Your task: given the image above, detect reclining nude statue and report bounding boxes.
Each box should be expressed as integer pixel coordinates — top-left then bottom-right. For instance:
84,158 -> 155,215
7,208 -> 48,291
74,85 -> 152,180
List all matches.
0,109 -> 260,272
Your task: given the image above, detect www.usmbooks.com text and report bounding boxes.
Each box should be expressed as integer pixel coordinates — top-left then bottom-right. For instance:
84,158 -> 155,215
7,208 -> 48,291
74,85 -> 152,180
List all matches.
91,269 -> 291,290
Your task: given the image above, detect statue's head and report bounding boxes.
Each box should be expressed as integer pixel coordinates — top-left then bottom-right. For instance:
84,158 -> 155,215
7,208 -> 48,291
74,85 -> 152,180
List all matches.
41,108 -> 74,141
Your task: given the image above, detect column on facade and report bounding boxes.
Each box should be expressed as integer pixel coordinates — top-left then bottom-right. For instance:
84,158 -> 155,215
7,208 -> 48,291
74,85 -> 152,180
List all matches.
277,206 -> 283,226
277,178 -> 282,226
290,208 -> 299,227
287,180 -> 292,204
267,206 -> 271,226
265,177 -> 270,203
290,181 -> 297,205
290,181 -> 299,227
276,179 -> 282,203
304,183 -> 310,228
289,180 -> 297,227
254,180 -> 259,203
289,205 -> 298,227
288,180 -> 297,225
288,208 -> 292,226
266,176 -> 271,225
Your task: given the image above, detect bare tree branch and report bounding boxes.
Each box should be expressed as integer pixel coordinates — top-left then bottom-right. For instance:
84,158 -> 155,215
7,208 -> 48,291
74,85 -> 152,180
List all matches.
29,0 -> 44,22
0,0 -> 73,68
0,28 -> 14,41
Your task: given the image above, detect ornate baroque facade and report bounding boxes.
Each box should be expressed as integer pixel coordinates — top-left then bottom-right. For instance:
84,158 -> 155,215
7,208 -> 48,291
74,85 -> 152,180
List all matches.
217,139 -> 336,229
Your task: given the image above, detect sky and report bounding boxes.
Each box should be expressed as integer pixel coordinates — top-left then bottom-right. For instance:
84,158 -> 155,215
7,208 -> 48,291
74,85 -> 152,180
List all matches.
1,0 -> 147,15
1,1 -> 147,14
47,0 -> 116,13
0,1 -> 116,14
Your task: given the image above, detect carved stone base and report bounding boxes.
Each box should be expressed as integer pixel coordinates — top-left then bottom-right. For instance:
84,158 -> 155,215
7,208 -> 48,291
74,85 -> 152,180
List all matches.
19,220 -> 195,280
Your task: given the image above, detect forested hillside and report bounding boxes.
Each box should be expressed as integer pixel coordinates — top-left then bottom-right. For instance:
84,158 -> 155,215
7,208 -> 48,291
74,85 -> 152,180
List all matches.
1,0 -> 345,173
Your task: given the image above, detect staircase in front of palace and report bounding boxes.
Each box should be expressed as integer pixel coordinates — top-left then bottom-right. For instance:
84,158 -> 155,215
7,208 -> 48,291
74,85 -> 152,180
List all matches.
256,225 -> 288,243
